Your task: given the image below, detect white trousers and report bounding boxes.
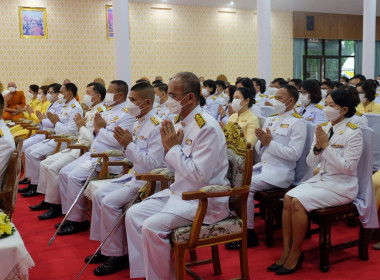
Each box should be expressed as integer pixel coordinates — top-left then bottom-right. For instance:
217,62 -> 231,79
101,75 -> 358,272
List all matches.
125,197 -> 192,280
37,149 -> 80,204
22,134 -> 45,153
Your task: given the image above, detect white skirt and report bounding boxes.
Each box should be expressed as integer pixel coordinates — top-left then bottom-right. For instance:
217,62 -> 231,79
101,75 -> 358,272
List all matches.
286,183 -> 354,212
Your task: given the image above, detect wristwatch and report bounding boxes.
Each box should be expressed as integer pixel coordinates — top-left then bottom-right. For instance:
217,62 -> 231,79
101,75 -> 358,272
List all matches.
313,145 -> 323,153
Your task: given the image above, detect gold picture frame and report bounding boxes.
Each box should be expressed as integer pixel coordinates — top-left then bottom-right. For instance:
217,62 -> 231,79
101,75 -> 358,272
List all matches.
106,5 -> 114,39
19,7 -> 48,39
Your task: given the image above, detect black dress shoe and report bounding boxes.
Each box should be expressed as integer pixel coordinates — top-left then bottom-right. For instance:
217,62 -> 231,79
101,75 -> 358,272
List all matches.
18,183 -> 33,193
38,205 -> 62,220
275,253 -> 304,275
55,220 -> 70,229
93,255 -> 129,276
267,263 -> 283,271
57,220 -> 90,235
225,229 -> 259,250
21,185 -> 41,197
19,178 -> 31,185
85,252 -> 110,264
30,200 -> 51,211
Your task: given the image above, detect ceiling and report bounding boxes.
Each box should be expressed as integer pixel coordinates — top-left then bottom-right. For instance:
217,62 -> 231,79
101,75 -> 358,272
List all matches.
132,0 -> 380,16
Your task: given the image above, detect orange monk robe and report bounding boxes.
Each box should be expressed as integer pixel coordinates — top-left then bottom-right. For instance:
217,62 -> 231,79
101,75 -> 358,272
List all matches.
75,94 -> 80,102
3,91 -> 26,120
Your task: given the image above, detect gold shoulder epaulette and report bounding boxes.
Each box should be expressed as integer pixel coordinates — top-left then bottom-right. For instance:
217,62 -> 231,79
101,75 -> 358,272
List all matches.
376,93 -> 379,97
195,113 -> 206,128
58,101 -> 63,104
292,113 -> 303,119
315,104 -> 324,110
346,122 -> 359,130
97,107 -> 104,113
270,96 -> 275,99
296,104 -> 302,108
174,115 -> 180,124
123,107 -> 128,113
320,122 -> 328,126
150,116 -> 160,126
212,96 -> 216,100
106,106 -> 112,111
0,129 -> 3,137
269,113 -> 278,117
71,104 -> 76,108
355,111 -> 363,116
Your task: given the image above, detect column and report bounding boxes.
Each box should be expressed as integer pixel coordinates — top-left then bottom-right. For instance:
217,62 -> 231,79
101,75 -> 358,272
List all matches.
113,0 -> 132,86
257,0 -> 271,85
362,0 -> 376,78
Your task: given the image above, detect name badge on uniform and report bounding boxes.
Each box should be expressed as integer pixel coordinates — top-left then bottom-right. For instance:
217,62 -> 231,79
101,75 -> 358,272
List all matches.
331,144 -> 344,149
185,139 -> 192,146
280,124 -> 289,128
306,118 -> 314,121
139,135 -> 147,140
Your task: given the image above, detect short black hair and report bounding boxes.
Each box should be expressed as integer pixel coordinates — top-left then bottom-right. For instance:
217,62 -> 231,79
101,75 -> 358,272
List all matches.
64,83 -> 78,97
333,81 -> 343,89
321,80 -> 334,89
357,80 -> 376,102
0,94 -> 4,113
174,72 -> 201,103
260,79 -> 266,93
323,78 -> 331,82
87,82 -> 106,101
29,84 -> 39,93
152,80 -> 163,85
330,89 -> 356,118
301,80 -> 322,104
341,85 -> 360,106
40,85 -> 49,95
252,78 -> 265,93
227,85 -> 236,104
111,80 -> 129,96
153,83 -> 168,93
236,87 -> 254,108
203,79 -> 216,95
215,80 -> 226,90
49,83 -> 61,93
340,77 -> 349,82
235,77 -> 255,91
135,79 -> 150,84
290,79 -> 303,88
352,74 -> 366,81
271,78 -> 287,86
131,82 -> 155,103
281,84 -> 299,103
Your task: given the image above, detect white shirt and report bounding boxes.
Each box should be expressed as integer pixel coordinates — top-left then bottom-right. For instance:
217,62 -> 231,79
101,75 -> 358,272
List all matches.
0,120 -> 16,186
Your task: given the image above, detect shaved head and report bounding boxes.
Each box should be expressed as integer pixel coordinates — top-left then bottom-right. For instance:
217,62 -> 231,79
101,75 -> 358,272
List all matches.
8,82 -> 16,88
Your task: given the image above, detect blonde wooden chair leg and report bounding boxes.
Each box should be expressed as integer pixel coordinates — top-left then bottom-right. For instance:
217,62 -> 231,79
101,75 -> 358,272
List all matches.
174,244 -> 187,280
211,245 -> 221,275
239,239 -> 249,280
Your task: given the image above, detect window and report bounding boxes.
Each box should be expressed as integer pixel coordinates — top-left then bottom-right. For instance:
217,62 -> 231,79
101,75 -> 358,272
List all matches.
303,39 -> 355,81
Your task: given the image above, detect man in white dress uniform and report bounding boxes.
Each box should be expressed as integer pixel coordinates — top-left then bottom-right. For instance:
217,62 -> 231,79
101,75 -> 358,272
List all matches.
153,83 -> 175,121
86,83 -> 165,276
22,83 -> 83,197
29,83 -> 106,219
56,80 -> 135,235
125,72 -> 229,280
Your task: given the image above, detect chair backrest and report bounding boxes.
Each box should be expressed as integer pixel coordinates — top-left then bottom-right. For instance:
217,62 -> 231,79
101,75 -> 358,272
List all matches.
260,106 -> 275,118
223,122 -> 254,189
293,120 -> 315,185
353,126 -> 379,228
363,113 -> 380,172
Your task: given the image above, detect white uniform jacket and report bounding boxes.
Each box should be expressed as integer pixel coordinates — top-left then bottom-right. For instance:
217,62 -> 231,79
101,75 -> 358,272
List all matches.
154,101 -> 175,121
296,103 -> 326,125
0,120 -> 16,186
349,111 -> 368,127
204,95 -> 221,120
54,98 -> 83,135
306,118 -> 363,199
76,102 -> 106,146
40,100 -> 65,130
149,106 -> 230,224
254,110 -> 307,188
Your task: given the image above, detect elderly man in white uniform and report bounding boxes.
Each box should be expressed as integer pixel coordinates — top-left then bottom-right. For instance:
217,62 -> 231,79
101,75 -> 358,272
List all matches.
29,83 -> 106,219
56,80 -> 135,235
22,83 -> 83,197
227,84 -> 307,250
18,83 -> 64,188
125,72 -> 229,280
85,83 -> 165,276
0,94 -> 16,187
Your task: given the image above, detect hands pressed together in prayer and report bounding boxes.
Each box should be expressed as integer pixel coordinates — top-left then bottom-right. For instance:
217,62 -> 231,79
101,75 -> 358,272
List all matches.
46,112 -> 60,125
255,127 -> 272,146
113,126 -> 133,149
160,119 -> 183,153
93,112 -> 106,134
315,125 -> 329,150
74,113 -> 87,130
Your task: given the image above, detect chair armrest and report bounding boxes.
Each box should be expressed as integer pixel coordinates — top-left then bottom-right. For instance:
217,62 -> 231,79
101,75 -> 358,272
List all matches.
67,144 -> 90,156
90,151 -> 123,180
108,160 -> 133,175
182,185 -> 248,200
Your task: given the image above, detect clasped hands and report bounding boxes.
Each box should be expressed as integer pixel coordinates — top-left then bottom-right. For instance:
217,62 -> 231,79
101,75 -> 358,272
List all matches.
160,119 -> 183,153
113,126 -> 133,149
46,112 -> 60,125
74,113 -> 87,130
315,125 -> 329,151
255,127 -> 272,146
93,112 -> 106,134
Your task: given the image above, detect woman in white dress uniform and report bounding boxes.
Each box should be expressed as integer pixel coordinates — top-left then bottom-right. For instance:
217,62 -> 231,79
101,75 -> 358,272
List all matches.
269,89 -> 363,275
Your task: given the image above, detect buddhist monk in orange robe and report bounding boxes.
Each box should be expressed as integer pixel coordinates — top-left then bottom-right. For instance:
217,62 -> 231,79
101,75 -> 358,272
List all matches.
3,82 -> 26,121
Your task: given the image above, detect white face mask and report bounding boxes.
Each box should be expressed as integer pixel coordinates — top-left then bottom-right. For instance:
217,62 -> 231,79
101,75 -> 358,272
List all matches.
222,93 -> 230,102
323,106 -> 342,122
58,93 -> 67,102
272,99 -> 290,114
83,94 -> 95,108
104,93 -> 119,106
268,87 -> 278,96
28,92 -> 34,99
321,89 -> 328,99
167,95 -> 187,115
299,94 -> 310,106
202,88 -> 210,97
359,93 -> 367,104
231,98 -> 244,112
8,87 -> 16,93
47,94 -> 54,102
154,95 -> 161,104
37,94 -> 43,101
127,100 -> 146,117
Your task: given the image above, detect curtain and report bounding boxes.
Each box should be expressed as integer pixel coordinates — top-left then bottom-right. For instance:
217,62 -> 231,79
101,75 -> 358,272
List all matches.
293,39 -> 304,79
354,40 -> 362,75
375,41 -> 380,77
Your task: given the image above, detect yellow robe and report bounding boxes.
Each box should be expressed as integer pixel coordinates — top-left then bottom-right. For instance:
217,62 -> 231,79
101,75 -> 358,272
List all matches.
357,101 -> 380,114
23,98 -> 41,119
227,109 -> 260,148
24,100 -> 51,123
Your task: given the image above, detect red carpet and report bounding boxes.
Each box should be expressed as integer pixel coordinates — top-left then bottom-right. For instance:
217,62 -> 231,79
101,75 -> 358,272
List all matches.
12,184 -> 380,280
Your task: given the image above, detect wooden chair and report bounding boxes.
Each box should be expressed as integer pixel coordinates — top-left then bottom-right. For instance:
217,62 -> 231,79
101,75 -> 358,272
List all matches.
168,122 -> 253,280
0,139 -> 23,218
307,126 -> 377,272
